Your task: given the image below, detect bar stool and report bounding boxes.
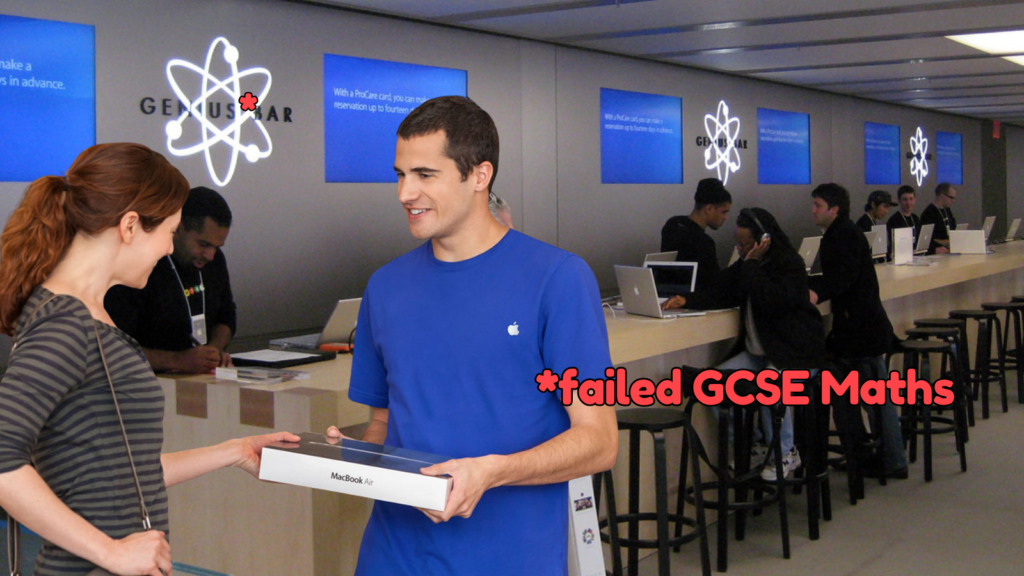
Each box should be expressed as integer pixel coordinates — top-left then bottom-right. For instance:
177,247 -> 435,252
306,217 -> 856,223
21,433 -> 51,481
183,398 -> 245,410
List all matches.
905,326 -> 969,445
676,397 -> 790,572
887,339 -> 967,481
981,302 -> 1024,404
913,318 -> 974,427
774,376 -> 832,540
596,408 -> 711,576
949,309 -> 1006,419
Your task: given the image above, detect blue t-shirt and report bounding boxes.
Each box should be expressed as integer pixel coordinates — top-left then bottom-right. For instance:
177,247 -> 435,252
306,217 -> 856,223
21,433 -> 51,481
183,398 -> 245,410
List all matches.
349,230 -> 611,575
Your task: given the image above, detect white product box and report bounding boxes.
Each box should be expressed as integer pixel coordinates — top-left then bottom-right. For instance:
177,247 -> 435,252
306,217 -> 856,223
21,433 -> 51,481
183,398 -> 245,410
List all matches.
567,475 -> 605,576
259,432 -> 453,511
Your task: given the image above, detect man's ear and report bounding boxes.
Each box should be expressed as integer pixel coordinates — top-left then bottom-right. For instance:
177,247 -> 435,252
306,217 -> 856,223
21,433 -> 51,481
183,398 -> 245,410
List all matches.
473,162 -> 494,192
119,211 -> 141,244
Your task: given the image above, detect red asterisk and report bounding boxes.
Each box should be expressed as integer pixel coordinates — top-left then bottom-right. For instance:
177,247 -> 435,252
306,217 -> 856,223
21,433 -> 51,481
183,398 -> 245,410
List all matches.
239,92 -> 258,112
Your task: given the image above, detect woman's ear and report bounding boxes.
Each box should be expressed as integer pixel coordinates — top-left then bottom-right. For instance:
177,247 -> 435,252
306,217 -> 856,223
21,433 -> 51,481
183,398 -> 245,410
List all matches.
119,211 -> 141,244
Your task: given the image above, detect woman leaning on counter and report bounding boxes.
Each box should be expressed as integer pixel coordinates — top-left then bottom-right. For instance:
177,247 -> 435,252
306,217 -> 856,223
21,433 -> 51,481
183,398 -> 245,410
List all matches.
0,143 -> 298,576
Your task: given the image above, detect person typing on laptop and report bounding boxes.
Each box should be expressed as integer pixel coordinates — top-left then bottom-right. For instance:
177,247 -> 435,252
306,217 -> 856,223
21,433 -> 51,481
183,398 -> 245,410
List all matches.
663,208 -> 825,479
660,177 -> 732,292
105,186 -> 236,373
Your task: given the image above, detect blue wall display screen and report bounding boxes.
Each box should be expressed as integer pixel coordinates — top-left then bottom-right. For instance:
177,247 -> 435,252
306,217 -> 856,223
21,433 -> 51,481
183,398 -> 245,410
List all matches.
757,108 -> 810,185
936,131 -> 963,185
0,14 -> 95,182
324,54 -> 467,183
864,122 -> 901,185
600,88 -> 682,184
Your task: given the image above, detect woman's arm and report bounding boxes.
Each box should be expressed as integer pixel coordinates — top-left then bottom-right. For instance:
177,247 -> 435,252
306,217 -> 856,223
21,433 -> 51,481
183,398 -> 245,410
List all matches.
161,431 -> 300,487
0,465 -> 170,576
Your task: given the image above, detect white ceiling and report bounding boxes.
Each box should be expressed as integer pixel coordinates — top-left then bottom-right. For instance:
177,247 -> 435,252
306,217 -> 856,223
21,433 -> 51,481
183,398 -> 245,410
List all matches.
306,0 -> 1024,126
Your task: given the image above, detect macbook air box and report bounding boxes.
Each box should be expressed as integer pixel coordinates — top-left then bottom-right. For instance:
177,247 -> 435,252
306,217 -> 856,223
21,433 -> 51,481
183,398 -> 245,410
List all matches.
259,432 -> 453,512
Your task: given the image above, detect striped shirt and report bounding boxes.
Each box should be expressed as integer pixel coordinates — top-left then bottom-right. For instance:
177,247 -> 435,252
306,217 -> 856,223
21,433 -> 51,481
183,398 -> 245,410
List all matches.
0,287 -> 168,576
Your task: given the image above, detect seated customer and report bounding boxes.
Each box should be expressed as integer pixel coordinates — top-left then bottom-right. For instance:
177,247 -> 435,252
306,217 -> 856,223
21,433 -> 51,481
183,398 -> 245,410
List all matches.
105,186 -> 236,373
856,190 -> 896,232
661,178 -> 732,291
886,185 -> 922,246
664,208 -> 826,479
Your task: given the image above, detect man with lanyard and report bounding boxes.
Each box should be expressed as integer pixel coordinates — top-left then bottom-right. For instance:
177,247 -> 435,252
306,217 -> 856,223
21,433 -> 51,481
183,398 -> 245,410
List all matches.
328,96 -> 617,575
105,186 -> 236,373
920,182 -> 958,255
886,185 -> 922,246
660,178 -> 732,291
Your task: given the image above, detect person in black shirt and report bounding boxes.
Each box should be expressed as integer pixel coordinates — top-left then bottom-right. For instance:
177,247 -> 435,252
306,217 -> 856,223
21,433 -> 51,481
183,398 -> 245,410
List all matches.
855,190 -> 897,232
886,185 -> 922,247
660,178 -> 732,291
809,183 -> 908,477
105,186 -> 237,373
920,182 -> 958,254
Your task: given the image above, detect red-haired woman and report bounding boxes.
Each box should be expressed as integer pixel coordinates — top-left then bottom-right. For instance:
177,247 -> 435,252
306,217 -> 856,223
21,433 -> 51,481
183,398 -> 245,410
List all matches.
0,143 -> 298,576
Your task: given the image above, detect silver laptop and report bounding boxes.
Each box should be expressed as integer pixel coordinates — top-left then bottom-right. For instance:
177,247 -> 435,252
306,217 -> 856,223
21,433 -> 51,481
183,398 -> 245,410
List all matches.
270,298 -> 362,350
915,223 -> 934,255
798,236 -> 822,274
870,224 -> 888,258
956,223 -> 969,230
982,216 -> 996,240
614,265 -> 704,319
643,251 -> 677,264
949,230 -> 989,255
1006,218 -> 1021,242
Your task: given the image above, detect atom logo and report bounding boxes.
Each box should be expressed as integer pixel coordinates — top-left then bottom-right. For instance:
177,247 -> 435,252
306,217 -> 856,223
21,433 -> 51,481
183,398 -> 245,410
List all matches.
704,100 -> 741,185
909,127 -> 929,187
165,37 -> 273,186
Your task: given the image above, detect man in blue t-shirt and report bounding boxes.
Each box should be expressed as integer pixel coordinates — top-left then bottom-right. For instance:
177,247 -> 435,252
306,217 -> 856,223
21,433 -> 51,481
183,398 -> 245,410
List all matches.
329,96 -> 618,575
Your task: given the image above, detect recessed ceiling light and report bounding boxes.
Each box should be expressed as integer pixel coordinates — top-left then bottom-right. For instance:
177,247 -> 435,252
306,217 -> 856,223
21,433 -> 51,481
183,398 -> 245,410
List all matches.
947,30 -> 1024,54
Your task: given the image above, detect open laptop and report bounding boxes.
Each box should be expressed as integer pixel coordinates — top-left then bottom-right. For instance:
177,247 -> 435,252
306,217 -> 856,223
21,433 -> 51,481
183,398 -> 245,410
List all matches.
1005,218 -> 1022,242
956,223 -> 969,230
949,230 -> 989,254
982,216 -> 996,241
614,265 -> 705,319
870,225 -> 888,259
914,223 -> 935,255
797,236 -> 822,275
644,260 -> 699,297
643,251 -> 677,264
270,298 -> 362,350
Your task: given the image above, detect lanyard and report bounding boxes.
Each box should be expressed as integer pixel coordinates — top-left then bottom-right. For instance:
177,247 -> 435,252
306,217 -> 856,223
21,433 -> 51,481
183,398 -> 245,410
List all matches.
166,255 -> 205,318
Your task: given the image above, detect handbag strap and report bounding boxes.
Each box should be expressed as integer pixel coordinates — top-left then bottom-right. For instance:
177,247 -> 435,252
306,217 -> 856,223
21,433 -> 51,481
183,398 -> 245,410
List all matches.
5,294 -> 151,576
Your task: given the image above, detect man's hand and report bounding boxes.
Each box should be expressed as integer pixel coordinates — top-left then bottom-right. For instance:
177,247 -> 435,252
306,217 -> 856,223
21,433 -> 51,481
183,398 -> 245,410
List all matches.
935,246 -> 950,254
418,455 -> 498,523
661,295 -> 687,310
217,349 -> 233,368
809,289 -> 819,304
174,346 -> 221,373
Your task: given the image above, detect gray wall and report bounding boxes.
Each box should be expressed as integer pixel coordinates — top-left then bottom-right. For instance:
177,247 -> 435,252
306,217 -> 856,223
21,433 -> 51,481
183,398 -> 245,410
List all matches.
0,0 -> 1010,342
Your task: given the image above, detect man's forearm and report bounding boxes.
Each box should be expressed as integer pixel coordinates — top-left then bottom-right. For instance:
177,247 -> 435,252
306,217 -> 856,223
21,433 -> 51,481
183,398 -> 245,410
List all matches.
484,408 -> 618,488
142,348 -> 180,372
208,324 -> 234,351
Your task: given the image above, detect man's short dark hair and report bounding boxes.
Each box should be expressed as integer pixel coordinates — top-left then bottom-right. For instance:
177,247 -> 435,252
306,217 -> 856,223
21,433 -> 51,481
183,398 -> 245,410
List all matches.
811,183 -> 850,221
182,186 -> 232,231
897,185 -> 915,199
935,182 -> 954,197
694,178 -> 732,209
397,96 -> 499,192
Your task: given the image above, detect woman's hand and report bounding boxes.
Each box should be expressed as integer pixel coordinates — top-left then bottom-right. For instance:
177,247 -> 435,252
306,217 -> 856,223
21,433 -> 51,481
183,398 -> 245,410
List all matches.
232,431 -> 301,478
101,530 -> 172,576
661,295 -> 687,310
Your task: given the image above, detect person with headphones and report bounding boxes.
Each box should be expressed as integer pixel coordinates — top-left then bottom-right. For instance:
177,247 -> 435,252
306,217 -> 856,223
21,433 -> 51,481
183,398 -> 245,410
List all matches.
663,207 -> 826,479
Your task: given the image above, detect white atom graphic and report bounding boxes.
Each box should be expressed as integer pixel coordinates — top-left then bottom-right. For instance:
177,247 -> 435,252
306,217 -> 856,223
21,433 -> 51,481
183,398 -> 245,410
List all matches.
704,100 -> 741,185
909,126 -> 929,187
165,37 -> 273,187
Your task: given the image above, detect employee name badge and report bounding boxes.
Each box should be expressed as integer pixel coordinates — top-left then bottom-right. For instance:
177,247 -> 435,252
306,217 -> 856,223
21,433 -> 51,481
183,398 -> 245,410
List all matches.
191,314 -> 208,345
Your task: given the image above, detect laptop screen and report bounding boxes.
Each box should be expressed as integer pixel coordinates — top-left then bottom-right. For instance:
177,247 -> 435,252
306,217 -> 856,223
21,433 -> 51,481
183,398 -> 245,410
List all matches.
644,261 -> 698,297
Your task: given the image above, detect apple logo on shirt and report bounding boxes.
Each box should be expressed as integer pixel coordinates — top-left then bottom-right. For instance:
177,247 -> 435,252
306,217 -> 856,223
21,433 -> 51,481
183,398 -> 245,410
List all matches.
508,322 -> 520,336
